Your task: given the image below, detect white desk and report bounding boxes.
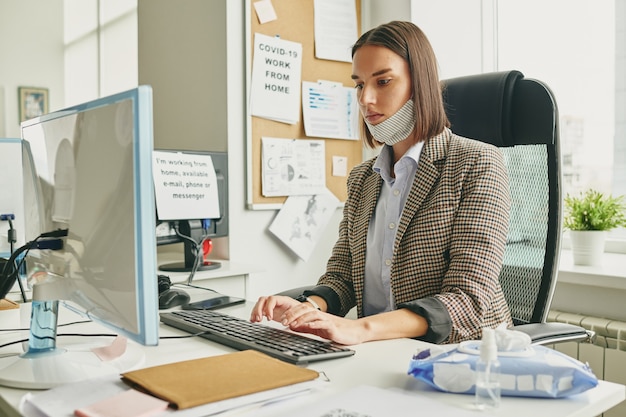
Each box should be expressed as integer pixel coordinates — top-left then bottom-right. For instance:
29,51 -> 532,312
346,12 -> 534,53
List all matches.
0,300 -> 624,417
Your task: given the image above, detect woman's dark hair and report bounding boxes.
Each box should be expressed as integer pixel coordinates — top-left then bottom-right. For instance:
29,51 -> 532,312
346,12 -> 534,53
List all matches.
352,21 -> 450,148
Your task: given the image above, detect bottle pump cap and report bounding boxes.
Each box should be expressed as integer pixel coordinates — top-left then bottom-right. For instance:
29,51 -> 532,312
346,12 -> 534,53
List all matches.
480,328 -> 498,362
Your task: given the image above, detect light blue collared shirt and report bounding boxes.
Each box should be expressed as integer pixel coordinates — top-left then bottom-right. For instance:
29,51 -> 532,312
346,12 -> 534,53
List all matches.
363,142 -> 424,316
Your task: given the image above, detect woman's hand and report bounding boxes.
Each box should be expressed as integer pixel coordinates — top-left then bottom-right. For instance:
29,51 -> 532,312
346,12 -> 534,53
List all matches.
250,296 -> 367,346
280,305 -> 367,346
249,295 -> 300,323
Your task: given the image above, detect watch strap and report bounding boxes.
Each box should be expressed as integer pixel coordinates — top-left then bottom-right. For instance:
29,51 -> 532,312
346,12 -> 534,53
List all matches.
296,294 -> 321,310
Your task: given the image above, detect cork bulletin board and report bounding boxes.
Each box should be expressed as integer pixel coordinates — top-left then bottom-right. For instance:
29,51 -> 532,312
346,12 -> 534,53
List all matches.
245,0 -> 363,209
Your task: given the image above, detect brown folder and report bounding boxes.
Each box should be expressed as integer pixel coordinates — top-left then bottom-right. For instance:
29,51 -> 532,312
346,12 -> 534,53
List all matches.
0,299 -> 19,310
121,350 -> 319,410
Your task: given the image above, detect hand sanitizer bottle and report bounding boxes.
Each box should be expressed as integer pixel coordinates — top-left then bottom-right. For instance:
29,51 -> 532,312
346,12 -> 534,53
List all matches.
475,328 -> 501,409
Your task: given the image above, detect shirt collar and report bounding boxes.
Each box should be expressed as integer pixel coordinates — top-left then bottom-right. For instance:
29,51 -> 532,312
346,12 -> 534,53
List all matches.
373,141 -> 425,183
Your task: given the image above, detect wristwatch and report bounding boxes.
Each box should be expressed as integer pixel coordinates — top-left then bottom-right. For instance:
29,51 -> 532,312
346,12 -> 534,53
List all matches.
296,294 -> 321,310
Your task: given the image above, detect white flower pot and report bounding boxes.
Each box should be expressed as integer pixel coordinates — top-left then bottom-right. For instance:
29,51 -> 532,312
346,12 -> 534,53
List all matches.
569,230 -> 606,266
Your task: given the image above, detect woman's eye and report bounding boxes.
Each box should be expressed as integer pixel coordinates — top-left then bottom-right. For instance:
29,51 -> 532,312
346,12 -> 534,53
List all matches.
378,79 -> 391,86
354,83 -> 363,90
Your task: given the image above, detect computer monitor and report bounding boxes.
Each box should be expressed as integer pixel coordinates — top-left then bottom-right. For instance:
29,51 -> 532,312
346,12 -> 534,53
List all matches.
0,138 -> 42,259
154,150 -> 229,273
0,138 -> 43,301
0,86 -> 159,389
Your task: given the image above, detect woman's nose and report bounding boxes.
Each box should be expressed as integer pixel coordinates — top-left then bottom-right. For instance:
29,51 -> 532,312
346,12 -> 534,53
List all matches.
358,85 -> 374,105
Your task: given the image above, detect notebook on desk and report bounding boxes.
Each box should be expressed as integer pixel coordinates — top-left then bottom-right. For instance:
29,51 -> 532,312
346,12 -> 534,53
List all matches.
121,350 -> 319,409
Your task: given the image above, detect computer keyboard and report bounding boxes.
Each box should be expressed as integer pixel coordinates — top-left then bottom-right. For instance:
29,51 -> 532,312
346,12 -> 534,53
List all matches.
160,309 -> 355,364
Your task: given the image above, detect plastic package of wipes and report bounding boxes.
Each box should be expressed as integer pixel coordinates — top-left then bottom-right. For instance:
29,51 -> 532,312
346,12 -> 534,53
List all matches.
407,327 -> 598,398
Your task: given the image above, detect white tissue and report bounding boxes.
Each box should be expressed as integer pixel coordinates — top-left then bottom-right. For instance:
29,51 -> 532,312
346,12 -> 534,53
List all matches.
494,323 -> 531,352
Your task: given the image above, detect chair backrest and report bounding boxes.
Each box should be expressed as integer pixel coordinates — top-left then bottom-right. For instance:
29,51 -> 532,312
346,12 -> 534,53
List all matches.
441,70 -> 561,325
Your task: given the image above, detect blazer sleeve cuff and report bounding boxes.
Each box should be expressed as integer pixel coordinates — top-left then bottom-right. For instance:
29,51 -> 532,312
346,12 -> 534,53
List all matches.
303,286 -> 341,315
397,297 -> 452,344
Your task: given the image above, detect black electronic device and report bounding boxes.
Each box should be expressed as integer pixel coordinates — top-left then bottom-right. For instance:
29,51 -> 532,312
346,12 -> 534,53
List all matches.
157,273 -> 190,309
158,288 -> 191,309
182,294 -> 245,310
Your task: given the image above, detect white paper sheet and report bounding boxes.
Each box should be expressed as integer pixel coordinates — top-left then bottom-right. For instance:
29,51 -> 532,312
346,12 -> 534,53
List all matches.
152,151 -> 220,220
253,0 -> 277,24
250,33 -> 303,124
276,385 -> 486,417
21,374 -> 328,417
261,137 -> 326,197
313,0 -> 358,63
269,192 -> 339,261
302,81 -> 359,140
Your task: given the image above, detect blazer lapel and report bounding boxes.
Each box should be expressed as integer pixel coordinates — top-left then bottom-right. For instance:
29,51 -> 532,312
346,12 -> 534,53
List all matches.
352,166 -> 381,264
395,130 -> 450,245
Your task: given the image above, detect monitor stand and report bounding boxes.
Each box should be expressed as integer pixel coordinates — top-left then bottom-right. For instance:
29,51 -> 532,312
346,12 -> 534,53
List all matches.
159,236 -> 221,272
159,259 -> 221,273
0,300 -> 144,390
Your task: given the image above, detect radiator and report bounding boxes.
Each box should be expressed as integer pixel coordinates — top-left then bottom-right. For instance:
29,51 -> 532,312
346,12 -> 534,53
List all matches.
548,310 -> 626,417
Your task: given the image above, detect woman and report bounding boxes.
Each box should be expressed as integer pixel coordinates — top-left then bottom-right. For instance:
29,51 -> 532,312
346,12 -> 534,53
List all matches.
250,21 -> 512,345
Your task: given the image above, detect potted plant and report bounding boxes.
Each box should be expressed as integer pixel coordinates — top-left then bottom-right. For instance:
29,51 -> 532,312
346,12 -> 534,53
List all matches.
563,189 -> 626,266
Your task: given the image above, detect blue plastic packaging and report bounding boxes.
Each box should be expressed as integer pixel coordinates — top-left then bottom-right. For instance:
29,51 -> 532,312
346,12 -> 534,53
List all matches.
408,341 -> 598,398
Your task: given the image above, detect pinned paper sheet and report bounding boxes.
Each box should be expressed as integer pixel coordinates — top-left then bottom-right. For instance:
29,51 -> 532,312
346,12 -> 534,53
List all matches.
313,0 -> 358,63
269,192 -> 339,261
302,80 -> 359,140
332,156 -> 348,177
250,33 -> 303,124
253,0 -> 277,24
261,137 -> 326,197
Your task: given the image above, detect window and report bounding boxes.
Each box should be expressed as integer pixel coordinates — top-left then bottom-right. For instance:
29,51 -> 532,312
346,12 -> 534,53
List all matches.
412,0 -> 625,253
63,0 -> 137,107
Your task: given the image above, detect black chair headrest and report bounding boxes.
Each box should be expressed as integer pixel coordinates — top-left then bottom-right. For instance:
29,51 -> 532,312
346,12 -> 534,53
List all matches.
442,70 -> 557,147
442,70 -> 523,147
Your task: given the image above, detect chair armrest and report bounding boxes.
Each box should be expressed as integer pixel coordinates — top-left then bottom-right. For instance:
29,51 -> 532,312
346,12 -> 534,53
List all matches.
514,322 -> 595,345
275,286 -> 316,299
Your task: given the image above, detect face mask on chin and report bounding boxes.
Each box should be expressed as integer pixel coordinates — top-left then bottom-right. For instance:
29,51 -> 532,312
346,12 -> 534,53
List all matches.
364,99 -> 416,146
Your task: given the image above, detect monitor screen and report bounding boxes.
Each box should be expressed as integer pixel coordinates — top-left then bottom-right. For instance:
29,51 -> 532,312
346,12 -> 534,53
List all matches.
0,86 -> 159,389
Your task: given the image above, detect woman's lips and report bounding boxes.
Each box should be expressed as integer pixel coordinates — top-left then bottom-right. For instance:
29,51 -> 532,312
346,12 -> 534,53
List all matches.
365,113 -> 383,124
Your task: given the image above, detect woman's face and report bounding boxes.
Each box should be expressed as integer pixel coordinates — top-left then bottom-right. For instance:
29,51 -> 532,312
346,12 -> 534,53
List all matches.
351,45 -> 412,126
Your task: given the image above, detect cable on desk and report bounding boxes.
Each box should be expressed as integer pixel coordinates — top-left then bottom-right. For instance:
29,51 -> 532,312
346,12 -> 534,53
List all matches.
0,228 -> 68,302
159,331 -> 212,340
172,282 -> 220,293
0,333 -> 117,350
0,319 -> 92,333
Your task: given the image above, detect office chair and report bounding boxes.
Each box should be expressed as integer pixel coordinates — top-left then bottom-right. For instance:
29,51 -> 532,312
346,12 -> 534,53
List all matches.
441,70 -> 592,345
280,70 -> 592,346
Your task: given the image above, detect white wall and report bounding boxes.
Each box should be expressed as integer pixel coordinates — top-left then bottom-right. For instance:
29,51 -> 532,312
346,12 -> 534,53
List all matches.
0,0 -> 64,138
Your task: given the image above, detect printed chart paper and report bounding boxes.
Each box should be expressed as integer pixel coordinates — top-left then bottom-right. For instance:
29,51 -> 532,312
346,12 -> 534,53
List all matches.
261,137 -> 326,197
302,81 -> 359,140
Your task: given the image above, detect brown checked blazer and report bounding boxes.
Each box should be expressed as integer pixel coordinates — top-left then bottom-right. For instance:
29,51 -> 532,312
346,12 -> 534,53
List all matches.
317,128 -> 513,344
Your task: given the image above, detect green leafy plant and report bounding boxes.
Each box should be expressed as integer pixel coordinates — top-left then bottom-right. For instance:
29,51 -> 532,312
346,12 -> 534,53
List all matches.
563,189 -> 626,231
